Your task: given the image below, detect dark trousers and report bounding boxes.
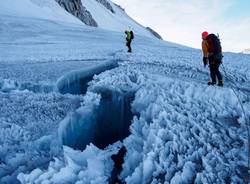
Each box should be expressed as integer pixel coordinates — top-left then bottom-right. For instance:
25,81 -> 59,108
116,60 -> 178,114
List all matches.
209,63 -> 222,83
126,40 -> 132,52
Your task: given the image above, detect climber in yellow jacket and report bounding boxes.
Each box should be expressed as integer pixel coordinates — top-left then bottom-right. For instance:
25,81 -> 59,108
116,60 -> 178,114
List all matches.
125,30 -> 134,53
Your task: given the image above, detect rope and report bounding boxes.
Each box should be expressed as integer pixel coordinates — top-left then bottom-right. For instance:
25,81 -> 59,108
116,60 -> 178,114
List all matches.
221,65 -> 250,95
221,63 -> 250,180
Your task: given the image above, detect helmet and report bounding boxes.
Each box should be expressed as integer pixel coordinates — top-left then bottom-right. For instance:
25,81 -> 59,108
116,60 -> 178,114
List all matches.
202,31 -> 209,39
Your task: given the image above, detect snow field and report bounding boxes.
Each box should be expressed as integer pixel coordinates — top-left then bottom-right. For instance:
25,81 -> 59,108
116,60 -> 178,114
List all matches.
0,90 -> 84,183
2,35 -> 250,183
121,75 -> 247,183
0,15 -> 125,93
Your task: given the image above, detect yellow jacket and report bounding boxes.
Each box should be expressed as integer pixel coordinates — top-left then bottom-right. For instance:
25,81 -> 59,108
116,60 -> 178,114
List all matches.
125,30 -> 132,41
202,40 -> 209,58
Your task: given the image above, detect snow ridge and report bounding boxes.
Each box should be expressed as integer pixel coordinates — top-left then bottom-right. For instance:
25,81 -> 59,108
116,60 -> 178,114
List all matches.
95,0 -> 115,14
146,27 -> 163,40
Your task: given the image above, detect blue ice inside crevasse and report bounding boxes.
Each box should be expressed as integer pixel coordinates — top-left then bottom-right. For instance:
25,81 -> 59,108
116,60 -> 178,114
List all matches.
94,88 -> 135,149
56,61 -> 118,95
60,88 -> 135,150
57,59 -> 136,150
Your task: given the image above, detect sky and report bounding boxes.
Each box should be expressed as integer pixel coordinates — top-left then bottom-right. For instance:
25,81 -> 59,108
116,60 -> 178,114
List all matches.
112,0 -> 250,52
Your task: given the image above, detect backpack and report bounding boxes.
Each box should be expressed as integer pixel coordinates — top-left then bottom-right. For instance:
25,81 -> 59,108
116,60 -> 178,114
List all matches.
130,31 -> 134,40
206,34 -> 222,54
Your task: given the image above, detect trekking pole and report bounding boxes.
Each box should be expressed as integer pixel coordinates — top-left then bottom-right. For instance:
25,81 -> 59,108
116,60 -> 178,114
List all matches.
221,63 -> 250,178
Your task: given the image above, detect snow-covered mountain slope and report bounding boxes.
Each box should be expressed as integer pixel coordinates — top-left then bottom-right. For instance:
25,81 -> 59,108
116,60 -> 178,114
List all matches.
146,27 -> 163,40
0,0 -> 160,38
0,0 -> 83,25
1,1 -> 250,184
55,0 -> 159,38
81,0 -> 154,38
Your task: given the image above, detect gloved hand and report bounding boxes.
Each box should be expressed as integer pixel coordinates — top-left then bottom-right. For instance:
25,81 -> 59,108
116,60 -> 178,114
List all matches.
203,57 -> 208,67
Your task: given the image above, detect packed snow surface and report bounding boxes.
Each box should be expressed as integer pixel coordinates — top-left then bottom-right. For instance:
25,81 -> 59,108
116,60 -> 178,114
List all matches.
1,1 -> 250,183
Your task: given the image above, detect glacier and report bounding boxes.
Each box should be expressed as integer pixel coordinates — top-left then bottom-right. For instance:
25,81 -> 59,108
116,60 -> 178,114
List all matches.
1,0 -> 250,183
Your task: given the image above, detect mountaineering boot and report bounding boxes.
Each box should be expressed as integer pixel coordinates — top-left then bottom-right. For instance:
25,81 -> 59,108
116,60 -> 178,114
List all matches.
208,81 -> 216,85
217,80 -> 223,87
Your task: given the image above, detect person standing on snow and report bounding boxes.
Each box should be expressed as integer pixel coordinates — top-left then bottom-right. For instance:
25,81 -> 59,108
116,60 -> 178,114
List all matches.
202,31 -> 223,86
125,30 -> 134,53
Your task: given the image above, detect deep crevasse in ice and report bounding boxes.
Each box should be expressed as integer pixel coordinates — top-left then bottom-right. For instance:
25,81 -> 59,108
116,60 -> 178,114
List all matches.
59,87 -> 135,150
17,61 -> 250,183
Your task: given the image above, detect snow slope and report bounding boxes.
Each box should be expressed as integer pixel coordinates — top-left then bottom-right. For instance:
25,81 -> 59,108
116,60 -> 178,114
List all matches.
0,14 -> 123,92
1,1 -> 250,184
0,0 -> 83,25
2,0 -> 156,38
83,0 -> 153,37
